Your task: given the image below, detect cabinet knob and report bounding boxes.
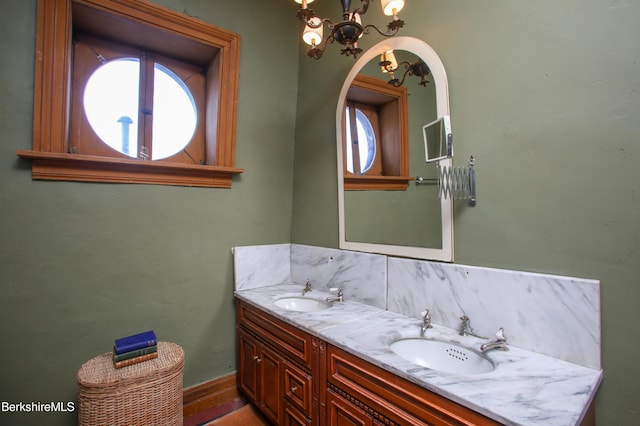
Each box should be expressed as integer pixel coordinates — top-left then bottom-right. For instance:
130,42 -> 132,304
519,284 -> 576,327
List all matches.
253,356 -> 262,363
290,386 -> 298,393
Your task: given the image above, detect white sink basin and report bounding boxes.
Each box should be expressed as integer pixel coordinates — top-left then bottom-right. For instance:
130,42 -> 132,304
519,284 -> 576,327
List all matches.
274,297 -> 331,312
390,338 -> 494,375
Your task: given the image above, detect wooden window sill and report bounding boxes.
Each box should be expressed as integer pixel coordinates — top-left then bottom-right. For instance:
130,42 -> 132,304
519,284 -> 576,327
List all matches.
344,175 -> 413,191
17,150 -> 244,188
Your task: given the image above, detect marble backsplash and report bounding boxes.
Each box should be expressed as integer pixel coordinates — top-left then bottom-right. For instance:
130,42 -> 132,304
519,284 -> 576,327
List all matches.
290,244 -> 387,309
233,244 -> 387,308
233,243 -> 601,370
387,257 -> 601,370
233,243 -> 291,290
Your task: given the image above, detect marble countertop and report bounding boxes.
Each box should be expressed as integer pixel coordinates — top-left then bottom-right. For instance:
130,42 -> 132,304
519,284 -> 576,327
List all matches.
235,284 -> 603,426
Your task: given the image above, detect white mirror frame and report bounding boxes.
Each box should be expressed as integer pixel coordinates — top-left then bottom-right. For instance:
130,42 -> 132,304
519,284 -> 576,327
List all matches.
337,36 -> 454,261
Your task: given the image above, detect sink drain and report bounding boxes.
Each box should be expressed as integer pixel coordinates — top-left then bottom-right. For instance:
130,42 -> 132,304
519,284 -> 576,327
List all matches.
445,347 -> 470,362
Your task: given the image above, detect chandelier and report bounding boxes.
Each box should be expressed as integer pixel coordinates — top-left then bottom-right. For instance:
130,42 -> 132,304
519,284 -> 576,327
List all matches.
294,0 -> 406,59
379,50 -> 431,87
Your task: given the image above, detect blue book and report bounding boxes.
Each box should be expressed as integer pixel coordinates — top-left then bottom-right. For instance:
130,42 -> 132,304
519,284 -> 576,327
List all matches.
114,330 -> 157,355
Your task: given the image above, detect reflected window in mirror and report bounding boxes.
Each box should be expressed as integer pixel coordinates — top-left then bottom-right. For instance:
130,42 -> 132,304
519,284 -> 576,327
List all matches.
345,103 -> 381,175
343,74 -> 412,191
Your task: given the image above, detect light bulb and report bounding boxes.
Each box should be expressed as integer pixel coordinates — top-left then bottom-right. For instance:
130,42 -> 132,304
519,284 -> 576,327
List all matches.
381,0 -> 405,16
294,0 -> 315,7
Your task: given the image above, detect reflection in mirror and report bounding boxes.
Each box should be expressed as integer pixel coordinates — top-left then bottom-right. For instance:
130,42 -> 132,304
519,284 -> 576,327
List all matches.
337,37 -> 453,261
424,115 -> 453,163
343,73 -> 410,190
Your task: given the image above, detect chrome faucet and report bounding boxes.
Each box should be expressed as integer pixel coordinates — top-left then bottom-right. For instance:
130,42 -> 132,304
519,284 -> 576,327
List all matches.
301,279 -> 312,296
325,287 -> 344,303
420,309 -> 432,336
480,328 -> 508,353
459,315 -> 486,338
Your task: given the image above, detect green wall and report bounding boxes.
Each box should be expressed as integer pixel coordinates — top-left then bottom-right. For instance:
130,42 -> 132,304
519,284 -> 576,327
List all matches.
1,0 -> 639,425
0,1 -> 299,425
292,1 -> 640,425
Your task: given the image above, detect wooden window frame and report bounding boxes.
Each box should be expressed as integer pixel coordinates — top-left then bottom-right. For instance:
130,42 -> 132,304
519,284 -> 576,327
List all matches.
69,34 -> 207,163
17,0 -> 243,188
343,74 -> 411,191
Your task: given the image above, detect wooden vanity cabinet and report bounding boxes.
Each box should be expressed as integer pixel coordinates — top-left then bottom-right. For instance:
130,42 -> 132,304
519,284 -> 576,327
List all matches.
237,300 -> 316,425
326,344 -> 500,426
238,300 -> 499,425
237,300 -> 596,425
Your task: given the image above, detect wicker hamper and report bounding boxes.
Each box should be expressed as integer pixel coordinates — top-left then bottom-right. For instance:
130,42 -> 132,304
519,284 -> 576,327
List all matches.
77,341 -> 184,426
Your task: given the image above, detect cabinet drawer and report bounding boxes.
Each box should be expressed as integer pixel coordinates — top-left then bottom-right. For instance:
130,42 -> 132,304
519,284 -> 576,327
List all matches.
283,361 -> 312,418
238,300 -> 313,367
327,389 -> 373,426
327,344 -> 499,426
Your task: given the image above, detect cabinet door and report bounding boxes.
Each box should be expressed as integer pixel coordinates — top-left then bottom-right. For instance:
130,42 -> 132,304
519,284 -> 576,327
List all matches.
283,402 -> 312,426
327,390 -> 373,426
238,329 -> 259,403
259,344 -> 282,424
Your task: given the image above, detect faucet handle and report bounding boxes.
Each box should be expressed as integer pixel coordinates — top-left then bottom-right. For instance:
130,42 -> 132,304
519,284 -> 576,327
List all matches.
459,315 -> 473,336
301,279 -> 312,295
326,287 -> 344,303
420,309 -> 432,329
495,327 -> 507,341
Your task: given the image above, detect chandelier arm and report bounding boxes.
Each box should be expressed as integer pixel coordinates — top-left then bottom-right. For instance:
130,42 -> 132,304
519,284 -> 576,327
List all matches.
361,22 -> 401,38
302,16 -> 336,29
388,61 -> 412,86
324,18 -> 339,31
351,0 -> 371,17
308,33 -> 336,60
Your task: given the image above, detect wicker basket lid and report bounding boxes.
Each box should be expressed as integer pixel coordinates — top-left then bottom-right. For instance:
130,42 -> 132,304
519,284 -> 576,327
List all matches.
77,341 -> 184,389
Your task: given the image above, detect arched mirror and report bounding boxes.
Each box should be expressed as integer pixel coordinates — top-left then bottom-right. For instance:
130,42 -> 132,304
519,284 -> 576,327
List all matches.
336,37 -> 454,261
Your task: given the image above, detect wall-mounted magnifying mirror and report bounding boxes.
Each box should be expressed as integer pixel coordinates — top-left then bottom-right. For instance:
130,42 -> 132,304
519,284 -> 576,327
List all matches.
336,37 -> 454,262
424,115 -> 453,163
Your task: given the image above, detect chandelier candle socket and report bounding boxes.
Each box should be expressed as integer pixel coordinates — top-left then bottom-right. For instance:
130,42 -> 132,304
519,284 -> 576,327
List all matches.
294,0 -> 406,59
